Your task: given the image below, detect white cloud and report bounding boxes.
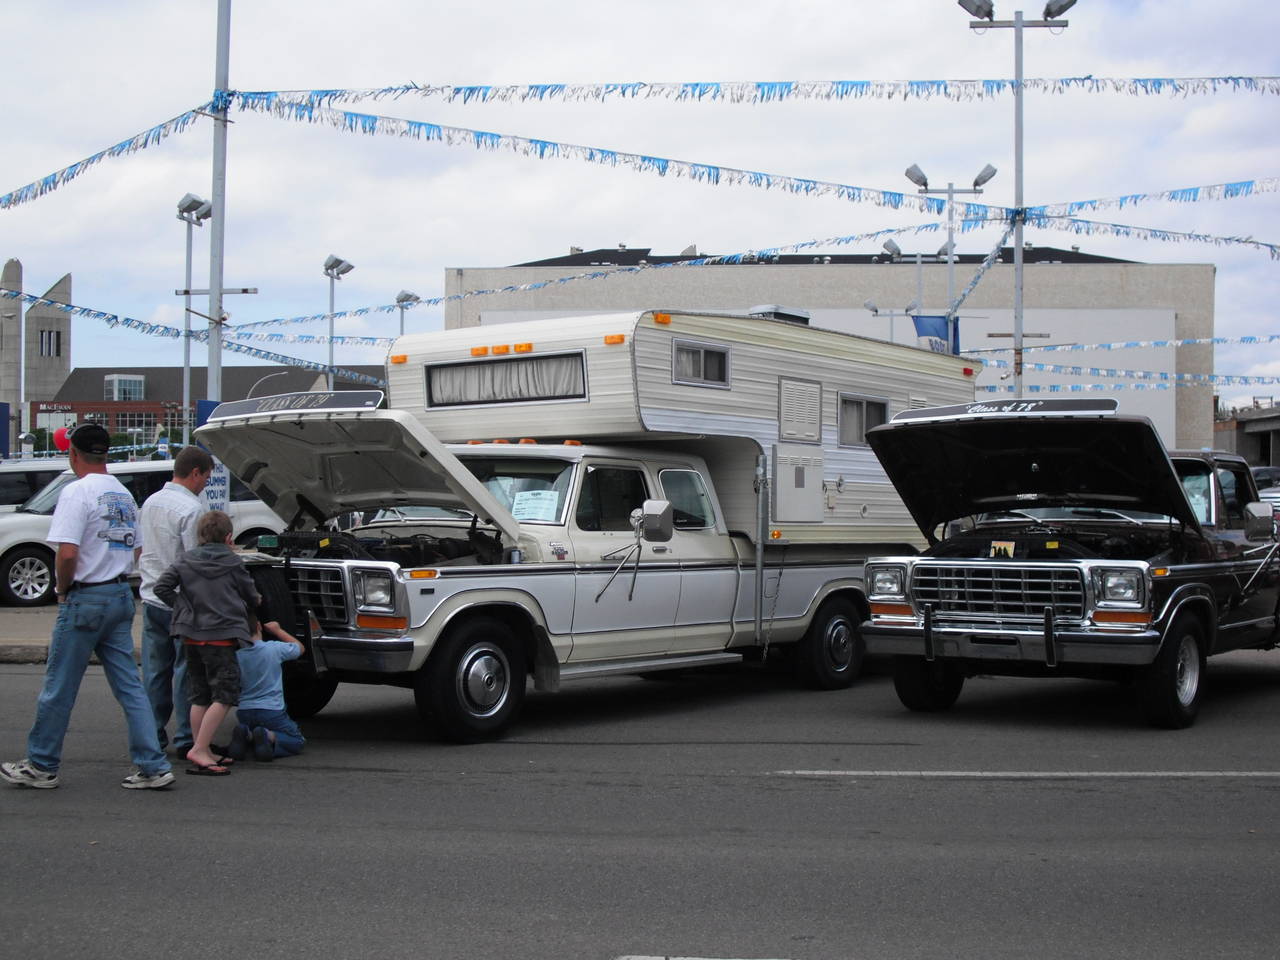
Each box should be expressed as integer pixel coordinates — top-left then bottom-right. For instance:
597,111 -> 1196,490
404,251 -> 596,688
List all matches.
0,0 -> 1276,390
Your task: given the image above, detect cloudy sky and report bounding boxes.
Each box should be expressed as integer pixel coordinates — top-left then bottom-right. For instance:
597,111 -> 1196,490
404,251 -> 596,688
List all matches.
2,0 -> 1277,407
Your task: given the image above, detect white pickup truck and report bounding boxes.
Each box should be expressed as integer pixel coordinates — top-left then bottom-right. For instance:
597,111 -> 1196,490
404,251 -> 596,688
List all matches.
196,310 -> 978,738
198,398 -> 872,739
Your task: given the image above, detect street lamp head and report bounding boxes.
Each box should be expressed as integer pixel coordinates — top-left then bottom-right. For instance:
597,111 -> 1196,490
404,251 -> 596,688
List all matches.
938,240 -> 955,259
863,299 -> 879,315
177,193 -> 207,215
904,164 -> 929,190
957,0 -> 994,20
882,239 -> 902,258
395,290 -> 421,305
1043,0 -> 1076,19
324,255 -> 355,278
973,163 -> 998,188
905,300 -> 920,314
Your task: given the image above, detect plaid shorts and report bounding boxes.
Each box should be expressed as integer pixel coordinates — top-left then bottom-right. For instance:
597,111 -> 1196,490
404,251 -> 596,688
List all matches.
184,643 -> 241,706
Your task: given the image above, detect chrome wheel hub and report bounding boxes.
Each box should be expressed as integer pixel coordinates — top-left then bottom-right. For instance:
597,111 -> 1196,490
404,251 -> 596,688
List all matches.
1175,635 -> 1201,707
9,557 -> 51,602
457,644 -> 510,718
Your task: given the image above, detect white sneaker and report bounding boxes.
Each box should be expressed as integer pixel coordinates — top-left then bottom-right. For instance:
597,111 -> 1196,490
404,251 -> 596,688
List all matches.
0,759 -> 60,789
121,770 -> 175,790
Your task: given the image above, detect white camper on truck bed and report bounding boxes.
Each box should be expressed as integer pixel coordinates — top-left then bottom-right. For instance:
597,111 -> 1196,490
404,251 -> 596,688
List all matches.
195,309 -> 979,739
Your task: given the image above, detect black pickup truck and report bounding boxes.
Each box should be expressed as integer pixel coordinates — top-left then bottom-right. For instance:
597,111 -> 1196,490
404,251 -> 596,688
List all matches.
860,398 -> 1280,728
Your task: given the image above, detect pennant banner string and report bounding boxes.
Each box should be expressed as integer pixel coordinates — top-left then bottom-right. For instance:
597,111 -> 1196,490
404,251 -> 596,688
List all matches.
0,104 -> 210,212
226,76 -> 1280,109
0,289 -> 386,387
978,355 -> 1280,386
1025,214 -> 1280,260
966,334 -> 1280,355
228,97 -> 981,219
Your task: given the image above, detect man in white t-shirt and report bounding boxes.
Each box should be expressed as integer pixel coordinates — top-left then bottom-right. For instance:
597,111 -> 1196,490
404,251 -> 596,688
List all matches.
137,446 -> 213,758
0,424 -> 174,791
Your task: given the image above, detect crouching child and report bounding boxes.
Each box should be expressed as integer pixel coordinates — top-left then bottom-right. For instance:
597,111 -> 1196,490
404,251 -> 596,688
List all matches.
229,614 -> 306,762
154,510 -> 260,776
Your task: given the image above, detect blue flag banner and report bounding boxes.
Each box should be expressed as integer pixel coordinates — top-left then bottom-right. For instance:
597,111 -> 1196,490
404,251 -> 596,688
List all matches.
913,315 -> 956,354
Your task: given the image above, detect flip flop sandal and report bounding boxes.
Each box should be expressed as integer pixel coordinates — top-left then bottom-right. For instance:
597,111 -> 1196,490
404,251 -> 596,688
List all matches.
185,762 -> 230,776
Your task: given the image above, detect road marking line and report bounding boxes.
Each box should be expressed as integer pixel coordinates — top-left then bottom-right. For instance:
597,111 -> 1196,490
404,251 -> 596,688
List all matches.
774,770 -> 1280,779
615,956 -> 792,960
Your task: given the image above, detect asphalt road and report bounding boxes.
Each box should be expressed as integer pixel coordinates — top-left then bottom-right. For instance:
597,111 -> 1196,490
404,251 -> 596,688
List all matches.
2,649 -> 1280,960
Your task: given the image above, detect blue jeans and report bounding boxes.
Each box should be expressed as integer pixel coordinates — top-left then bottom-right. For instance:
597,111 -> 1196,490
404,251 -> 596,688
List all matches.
141,603 -> 192,749
237,707 -> 305,757
27,583 -> 169,776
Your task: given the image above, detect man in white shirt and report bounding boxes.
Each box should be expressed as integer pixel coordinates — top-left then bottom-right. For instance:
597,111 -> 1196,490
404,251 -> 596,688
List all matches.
138,446 -> 213,758
0,424 -> 173,790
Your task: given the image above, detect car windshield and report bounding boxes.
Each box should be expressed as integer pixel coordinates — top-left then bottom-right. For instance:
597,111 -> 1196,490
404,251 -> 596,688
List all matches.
19,472 -> 74,515
974,505 -> 1174,526
459,456 -> 574,524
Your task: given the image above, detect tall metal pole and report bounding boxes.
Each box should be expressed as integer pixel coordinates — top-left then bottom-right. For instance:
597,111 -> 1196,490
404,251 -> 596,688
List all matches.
183,219 -> 194,444
206,0 -> 231,402
1012,10 -> 1025,398
327,275 -> 336,391
17,305 -> 25,440
946,181 -> 957,351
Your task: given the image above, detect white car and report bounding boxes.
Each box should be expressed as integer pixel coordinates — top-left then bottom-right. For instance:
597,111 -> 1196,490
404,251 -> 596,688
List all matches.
0,458 -> 69,513
0,459 -> 285,606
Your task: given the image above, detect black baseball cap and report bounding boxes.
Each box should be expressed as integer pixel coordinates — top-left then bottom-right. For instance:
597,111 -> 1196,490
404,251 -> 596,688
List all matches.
69,423 -> 111,455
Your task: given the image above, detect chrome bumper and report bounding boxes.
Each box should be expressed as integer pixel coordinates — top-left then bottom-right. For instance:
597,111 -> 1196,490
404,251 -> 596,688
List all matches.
313,632 -> 416,673
862,621 -> 1161,667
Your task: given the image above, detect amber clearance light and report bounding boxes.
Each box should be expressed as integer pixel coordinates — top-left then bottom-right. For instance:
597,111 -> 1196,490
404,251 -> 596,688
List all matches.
1092,610 -> 1153,627
355,614 -> 409,631
871,602 -> 915,618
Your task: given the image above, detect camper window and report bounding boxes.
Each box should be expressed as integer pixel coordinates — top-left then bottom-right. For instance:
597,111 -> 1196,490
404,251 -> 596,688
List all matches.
659,469 -> 716,530
838,394 -> 888,446
575,466 -> 650,532
425,353 -> 586,407
672,340 -> 730,387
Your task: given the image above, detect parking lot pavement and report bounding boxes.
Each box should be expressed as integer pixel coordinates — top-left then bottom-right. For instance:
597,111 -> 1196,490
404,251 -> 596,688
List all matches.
0,602 -> 143,663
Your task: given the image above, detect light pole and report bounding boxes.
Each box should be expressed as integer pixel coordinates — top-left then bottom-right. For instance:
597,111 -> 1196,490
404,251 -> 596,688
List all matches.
395,290 -> 420,337
904,162 -> 998,351
1,310 -> 20,443
177,193 -> 212,446
958,0 -> 1073,395
246,369 -> 288,398
864,299 -> 920,345
323,255 -> 355,391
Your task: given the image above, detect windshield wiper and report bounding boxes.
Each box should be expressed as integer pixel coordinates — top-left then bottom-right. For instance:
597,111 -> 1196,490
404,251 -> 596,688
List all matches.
1068,507 -> 1142,524
982,509 -> 1049,527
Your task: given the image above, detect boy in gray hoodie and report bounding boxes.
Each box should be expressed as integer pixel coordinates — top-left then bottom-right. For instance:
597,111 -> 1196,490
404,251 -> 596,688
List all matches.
155,510 -> 260,775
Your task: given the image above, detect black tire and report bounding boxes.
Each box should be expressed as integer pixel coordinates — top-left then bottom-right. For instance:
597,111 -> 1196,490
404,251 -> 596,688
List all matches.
795,598 -> 864,689
1139,615 -> 1205,729
250,564 -> 338,720
892,656 -> 964,712
415,616 -> 526,741
1,546 -> 56,606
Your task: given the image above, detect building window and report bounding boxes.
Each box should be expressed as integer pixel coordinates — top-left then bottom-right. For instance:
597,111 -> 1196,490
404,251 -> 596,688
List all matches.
116,412 -> 157,438
39,330 -> 62,357
104,374 -> 145,402
838,394 -> 888,446
673,340 -> 730,387
425,352 -> 586,407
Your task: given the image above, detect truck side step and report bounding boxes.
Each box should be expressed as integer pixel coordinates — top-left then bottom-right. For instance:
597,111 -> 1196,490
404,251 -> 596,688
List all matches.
558,651 -> 744,683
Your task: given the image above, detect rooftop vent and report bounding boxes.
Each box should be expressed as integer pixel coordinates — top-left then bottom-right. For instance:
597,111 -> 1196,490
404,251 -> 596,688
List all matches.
749,304 -> 811,325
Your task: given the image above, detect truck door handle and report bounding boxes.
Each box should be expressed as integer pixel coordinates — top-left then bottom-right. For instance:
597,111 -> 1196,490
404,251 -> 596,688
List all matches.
651,545 -> 669,553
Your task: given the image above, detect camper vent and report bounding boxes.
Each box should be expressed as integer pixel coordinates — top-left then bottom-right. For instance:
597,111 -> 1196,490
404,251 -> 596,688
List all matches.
779,378 -> 821,443
908,396 -> 929,409
749,304 -> 811,325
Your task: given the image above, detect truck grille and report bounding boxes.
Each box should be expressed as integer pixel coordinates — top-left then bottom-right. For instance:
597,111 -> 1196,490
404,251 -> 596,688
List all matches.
287,565 -> 348,624
912,564 -> 1085,620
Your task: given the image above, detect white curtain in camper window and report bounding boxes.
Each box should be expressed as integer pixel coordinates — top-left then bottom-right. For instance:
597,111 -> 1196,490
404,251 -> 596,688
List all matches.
429,355 -> 585,405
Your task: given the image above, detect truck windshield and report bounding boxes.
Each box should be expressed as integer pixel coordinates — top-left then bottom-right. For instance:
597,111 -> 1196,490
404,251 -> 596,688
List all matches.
459,456 -> 575,524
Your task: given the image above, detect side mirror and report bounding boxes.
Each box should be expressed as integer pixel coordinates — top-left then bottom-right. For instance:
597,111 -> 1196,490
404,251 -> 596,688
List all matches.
1243,501 -> 1274,542
631,499 -> 673,542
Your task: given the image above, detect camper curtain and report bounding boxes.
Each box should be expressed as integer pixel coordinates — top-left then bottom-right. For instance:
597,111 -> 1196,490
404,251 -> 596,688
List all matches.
428,354 -> 585,406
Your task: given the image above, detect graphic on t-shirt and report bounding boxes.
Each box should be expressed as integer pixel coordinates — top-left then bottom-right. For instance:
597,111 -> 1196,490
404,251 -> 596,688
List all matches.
97,492 -> 138,550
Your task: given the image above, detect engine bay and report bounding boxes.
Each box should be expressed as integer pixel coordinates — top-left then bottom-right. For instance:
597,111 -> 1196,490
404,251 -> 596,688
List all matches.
257,523 -> 506,566
929,519 -> 1207,565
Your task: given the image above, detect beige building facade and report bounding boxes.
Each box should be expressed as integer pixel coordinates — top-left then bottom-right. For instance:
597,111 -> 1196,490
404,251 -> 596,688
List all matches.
0,259 -> 72,452
445,246 -> 1215,449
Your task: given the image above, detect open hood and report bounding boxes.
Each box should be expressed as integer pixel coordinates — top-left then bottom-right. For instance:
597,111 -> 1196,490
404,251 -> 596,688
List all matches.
867,401 -> 1201,541
195,402 -> 522,542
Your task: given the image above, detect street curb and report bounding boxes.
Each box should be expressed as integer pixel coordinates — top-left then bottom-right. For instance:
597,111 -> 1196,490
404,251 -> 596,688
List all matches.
0,645 -> 49,664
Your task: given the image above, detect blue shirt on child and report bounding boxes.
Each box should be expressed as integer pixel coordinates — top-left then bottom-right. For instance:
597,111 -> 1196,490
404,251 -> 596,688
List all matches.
236,639 -> 302,711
